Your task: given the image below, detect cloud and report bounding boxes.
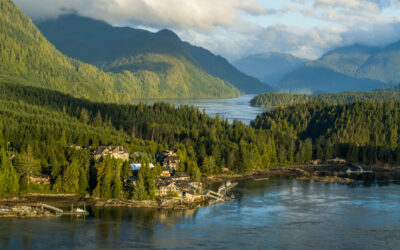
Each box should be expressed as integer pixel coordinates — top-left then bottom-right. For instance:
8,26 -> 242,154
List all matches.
13,0 -> 277,30
12,0 -> 400,61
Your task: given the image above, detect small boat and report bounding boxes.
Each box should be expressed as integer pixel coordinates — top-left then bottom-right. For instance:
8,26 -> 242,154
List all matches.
74,208 -> 86,213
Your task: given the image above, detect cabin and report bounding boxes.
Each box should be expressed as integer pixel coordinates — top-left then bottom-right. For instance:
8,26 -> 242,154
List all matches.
29,174 -> 51,185
93,146 -> 130,161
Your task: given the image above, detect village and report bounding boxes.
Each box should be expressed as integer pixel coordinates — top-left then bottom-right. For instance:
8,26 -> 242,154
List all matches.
28,145 -> 210,203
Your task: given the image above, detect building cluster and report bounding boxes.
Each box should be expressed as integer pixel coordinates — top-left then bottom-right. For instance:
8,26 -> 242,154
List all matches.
126,150 -> 203,200
93,146 -> 130,161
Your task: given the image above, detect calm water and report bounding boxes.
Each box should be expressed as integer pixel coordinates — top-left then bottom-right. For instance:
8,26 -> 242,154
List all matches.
131,95 -> 266,125
1,179 -> 400,249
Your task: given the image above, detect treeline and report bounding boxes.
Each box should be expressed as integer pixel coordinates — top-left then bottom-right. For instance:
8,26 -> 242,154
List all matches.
250,91 -> 400,107
252,101 -> 400,165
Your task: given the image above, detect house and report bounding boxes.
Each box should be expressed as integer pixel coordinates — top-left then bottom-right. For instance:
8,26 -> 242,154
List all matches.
160,167 -> 172,177
171,172 -> 190,181
93,146 -> 130,161
157,151 -> 180,170
156,180 -> 179,197
174,180 -> 191,192
130,163 -> 155,171
29,174 -> 51,185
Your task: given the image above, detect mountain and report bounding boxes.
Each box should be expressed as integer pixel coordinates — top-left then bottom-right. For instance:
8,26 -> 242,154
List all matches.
278,43 -> 400,93
0,0 -> 239,103
233,52 -> 308,84
37,14 -> 272,95
184,43 -> 274,94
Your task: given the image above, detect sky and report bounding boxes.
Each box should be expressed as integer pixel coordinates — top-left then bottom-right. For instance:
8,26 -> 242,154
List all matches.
12,0 -> 400,61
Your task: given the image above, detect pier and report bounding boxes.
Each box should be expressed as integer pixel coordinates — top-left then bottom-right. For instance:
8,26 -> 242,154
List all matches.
346,164 -> 373,175
35,203 -> 89,216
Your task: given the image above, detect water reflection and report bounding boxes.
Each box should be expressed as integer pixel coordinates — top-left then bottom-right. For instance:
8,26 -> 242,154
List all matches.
131,95 -> 266,125
1,179 -> 400,249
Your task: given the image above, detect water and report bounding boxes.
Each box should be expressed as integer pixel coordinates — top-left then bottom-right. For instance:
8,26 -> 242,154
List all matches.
1,179 -> 400,249
131,95 -> 266,125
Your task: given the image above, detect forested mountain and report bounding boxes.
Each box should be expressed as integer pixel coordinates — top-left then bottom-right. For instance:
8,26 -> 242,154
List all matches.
0,0 -> 239,102
233,52 -> 308,84
278,43 -> 400,93
184,43 -> 274,93
37,14 -> 272,94
250,91 -> 400,107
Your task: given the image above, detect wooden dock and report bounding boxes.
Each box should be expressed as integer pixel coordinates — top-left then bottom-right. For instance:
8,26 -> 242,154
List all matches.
35,203 -> 89,216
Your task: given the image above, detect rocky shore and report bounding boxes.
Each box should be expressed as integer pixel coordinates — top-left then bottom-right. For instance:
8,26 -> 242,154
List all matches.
0,205 -> 57,218
93,197 -> 209,210
204,164 -> 400,185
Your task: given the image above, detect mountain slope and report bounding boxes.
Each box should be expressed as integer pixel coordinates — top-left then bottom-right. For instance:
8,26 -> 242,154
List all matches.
0,1 -> 239,102
184,43 -> 274,93
38,14 -> 270,94
278,43 -> 398,93
233,52 -> 308,84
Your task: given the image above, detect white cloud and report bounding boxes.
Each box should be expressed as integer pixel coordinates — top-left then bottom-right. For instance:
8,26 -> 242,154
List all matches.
13,0 -> 276,30
11,0 -> 400,61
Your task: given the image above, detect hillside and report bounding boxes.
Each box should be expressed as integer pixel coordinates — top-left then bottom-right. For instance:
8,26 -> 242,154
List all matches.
37,14 -> 269,95
0,1 -> 239,102
278,43 -> 400,93
233,52 -> 308,84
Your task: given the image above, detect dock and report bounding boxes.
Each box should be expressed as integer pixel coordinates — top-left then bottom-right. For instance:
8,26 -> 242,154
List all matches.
346,164 -> 373,175
35,203 -> 89,216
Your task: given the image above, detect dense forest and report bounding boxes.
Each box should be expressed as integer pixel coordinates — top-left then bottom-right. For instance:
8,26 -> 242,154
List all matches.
250,91 -> 400,107
252,101 -> 400,165
1,82 -> 399,198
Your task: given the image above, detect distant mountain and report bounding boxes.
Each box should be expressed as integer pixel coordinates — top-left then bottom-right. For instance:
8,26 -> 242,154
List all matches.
0,0 -> 239,102
184,43 -> 274,94
278,43 -> 400,93
38,14 -> 272,94
233,52 -> 308,84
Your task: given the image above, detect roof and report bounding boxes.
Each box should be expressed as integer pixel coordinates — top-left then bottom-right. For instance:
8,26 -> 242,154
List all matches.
130,163 -> 155,171
173,172 -> 189,178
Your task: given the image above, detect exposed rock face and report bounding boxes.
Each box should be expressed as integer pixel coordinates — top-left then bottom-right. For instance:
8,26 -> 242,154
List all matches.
0,206 -> 56,218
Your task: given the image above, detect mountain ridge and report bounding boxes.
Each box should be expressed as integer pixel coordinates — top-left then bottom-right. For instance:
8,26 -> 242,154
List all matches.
233,52 -> 308,84
37,14 -> 273,94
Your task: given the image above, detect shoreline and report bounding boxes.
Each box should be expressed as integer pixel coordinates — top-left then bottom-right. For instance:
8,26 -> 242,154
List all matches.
1,164 -> 399,217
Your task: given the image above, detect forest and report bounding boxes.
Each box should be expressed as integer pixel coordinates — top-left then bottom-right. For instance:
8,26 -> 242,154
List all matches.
0,82 -> 399,198
250,89 -> 400,107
